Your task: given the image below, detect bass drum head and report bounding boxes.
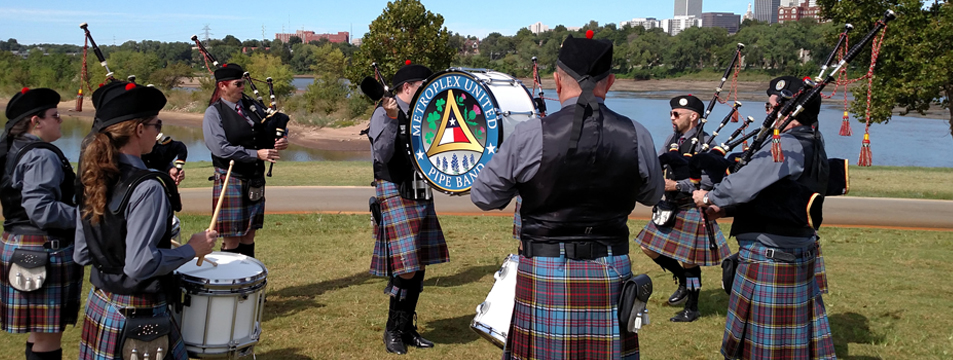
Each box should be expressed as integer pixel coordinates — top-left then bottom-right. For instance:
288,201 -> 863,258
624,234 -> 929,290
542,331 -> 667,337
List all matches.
407,68 -> 536,195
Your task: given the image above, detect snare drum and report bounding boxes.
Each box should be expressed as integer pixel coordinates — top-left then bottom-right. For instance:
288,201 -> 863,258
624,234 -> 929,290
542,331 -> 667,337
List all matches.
174,252 -> 267,358
471,254 -> 519,349
407,69 -> 537,195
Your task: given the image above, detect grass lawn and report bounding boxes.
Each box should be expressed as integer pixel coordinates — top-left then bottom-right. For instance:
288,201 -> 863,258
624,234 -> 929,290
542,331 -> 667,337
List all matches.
175,161 -> 953,200
2,215 -> 950,359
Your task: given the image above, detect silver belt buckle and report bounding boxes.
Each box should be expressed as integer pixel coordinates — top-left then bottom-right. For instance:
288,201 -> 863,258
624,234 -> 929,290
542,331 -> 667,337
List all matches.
765,249 -> 775,259
49,240 -> 60,250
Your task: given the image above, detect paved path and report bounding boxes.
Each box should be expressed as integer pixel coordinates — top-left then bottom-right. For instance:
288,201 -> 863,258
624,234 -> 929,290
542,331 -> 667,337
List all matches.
179,186 -> 953,231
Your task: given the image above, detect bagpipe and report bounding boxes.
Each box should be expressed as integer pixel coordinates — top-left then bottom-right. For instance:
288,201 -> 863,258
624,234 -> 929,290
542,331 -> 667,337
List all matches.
689,12 -> 896,230
190,35 -> 290,177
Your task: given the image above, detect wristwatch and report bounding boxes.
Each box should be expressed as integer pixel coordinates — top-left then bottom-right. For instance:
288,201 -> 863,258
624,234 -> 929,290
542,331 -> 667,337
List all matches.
674,182 -> 681,192
702,194 -> 710,206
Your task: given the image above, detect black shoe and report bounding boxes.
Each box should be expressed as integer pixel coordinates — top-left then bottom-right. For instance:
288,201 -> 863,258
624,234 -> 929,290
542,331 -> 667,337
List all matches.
667,285 -> 688,306
384,329 -> 408,354
401,312 -> 434,348
670,309 -> 700,322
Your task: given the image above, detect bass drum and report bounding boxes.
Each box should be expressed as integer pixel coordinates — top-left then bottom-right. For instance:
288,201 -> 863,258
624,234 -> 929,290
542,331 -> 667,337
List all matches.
406,68 -> 538,195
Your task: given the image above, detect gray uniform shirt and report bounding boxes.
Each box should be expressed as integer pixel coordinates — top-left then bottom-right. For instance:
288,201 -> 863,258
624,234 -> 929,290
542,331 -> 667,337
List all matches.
203,99 -> 258,163
74,154 -> 196,282
369,97 -> 410,166
707,127 -> 815,248
471,97 -> 665,211
10,134 -> 75,230
660,131 -> 714,193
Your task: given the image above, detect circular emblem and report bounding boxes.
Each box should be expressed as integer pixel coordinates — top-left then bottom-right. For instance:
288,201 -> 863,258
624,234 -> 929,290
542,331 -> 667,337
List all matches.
408,71 -> 500,194
678,98 -> 688,106
775,80 -> 786,91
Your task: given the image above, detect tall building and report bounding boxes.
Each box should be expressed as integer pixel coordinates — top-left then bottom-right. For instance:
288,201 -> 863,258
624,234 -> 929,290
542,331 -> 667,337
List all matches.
755,0 -> 781,23
743,3 -> 755,21
528,22 -> 550,34
701,12 -> 742,34
275,30 -> 349,44
675,0 -> 704,18
662,15 -> 702,36
621,17 -> 660,29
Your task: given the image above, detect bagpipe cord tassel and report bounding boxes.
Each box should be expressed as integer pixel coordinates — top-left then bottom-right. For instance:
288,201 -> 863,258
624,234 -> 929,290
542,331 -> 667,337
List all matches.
839,111 -> 853,136
858,132 -> 872,167
771,128 -> 785,163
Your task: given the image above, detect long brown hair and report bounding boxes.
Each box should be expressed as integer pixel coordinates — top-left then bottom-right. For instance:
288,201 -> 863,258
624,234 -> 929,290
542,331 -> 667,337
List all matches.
80,119 -> 149,224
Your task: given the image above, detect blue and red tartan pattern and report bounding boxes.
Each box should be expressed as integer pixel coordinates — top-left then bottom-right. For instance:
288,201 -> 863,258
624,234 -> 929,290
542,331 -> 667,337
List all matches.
1,232 -> 83,333
369,180 -> 449,278
78,289 -> 188,360
721,239 -> 835,360
503,251 -> 639,360
211,167 -> 265,237
636,206 -> 731,267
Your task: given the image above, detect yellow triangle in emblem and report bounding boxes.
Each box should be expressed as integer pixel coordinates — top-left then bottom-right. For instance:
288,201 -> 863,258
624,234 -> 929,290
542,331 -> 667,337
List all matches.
426,89 -> 484,156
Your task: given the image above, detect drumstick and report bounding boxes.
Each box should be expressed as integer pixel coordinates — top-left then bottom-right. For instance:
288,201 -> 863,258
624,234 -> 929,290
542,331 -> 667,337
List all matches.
198,160 -> 234,266
172,240 -> 219,266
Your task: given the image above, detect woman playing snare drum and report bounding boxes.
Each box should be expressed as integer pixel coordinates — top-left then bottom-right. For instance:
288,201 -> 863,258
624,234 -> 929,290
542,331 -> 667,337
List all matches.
73,82 -> 217,360
1,88 -> 81,360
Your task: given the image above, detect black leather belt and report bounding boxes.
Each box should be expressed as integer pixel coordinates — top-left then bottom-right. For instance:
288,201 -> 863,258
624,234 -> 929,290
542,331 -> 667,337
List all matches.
522,241 -> 628,260
764,248 -> 814,262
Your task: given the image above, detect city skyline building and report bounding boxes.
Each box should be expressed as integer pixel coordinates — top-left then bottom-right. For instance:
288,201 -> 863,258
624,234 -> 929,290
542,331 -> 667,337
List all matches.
675,0 -> 704,17
662,15 -> 702,36
701,12 -> 742,34
755,0 -> 781,23
528,22 -> 550,34
275,30 -> 349,44
620,17 -> 661,29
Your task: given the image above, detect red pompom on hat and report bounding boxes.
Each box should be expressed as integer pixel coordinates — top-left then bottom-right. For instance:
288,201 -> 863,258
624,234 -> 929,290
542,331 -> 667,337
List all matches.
405,59 -> 412,65
125,83 -> 136,91
20,87 -> 29,94
586,30 -> 594,39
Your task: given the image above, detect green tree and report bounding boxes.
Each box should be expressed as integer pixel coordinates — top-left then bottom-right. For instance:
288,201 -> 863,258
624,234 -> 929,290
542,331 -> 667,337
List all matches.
817,0 -> 953,138
149,62 -> 194,90
228,52 -> 295,98
347,0 -> 455,86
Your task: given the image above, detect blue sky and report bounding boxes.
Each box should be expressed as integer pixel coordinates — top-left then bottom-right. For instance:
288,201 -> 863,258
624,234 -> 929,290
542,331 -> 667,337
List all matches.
0,0 -> 754,45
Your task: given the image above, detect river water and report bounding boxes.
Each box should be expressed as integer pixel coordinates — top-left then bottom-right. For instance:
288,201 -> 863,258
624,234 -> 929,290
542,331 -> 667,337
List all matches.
54,90 -> 951,167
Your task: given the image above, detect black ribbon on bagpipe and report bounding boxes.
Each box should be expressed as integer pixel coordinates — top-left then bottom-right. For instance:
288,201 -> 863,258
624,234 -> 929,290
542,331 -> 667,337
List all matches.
190,35 -> 290,176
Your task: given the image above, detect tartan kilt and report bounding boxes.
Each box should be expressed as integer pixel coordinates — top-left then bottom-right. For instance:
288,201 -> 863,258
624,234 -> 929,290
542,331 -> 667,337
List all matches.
0,232 -> 83,333
635,207 -> 730,266
722,239 -> 835,360
503,252 -> 639,360
369,180 -> 449,277
79,289 -> 188,360
212,167 -> 265,237
815,240 -> 828,294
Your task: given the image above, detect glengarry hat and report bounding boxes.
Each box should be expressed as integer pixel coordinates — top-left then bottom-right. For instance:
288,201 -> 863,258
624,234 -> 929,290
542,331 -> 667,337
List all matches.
214,63 -> 245,82
670,95 -> 704,116
4,87 -> 61,132
92,82 -> 167,132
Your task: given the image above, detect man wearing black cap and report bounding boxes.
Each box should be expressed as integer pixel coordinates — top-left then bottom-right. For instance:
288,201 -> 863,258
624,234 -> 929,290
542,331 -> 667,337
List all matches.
1,88 -> 79,360
367,62 -> 448,355
142,133 -> 188,185
202,63 -> 288,258
635,95 -> 730,323
471,34 -> 663,359
693,76 -> 835,359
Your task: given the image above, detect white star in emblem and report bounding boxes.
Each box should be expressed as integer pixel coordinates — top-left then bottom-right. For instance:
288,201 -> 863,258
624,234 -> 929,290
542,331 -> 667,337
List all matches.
486,143 -> 496,154
416,150 -> 425,160
449,119 -> 456,126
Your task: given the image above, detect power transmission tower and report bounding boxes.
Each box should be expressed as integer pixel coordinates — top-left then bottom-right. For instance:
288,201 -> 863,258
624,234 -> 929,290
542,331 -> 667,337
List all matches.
201,24 -> 213,44
261,25 -> 266,41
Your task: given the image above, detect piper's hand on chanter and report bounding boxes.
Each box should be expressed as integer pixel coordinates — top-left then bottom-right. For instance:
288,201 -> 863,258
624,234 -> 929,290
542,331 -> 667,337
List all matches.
664,179 -> 678,192
382,97 -> 399,119
693,189 -> 710,208
257,149 -> 280,163
168,167 -> 185,186
275,137 -> 289,150
188,229 -> 218,258
705,206 -> 725,220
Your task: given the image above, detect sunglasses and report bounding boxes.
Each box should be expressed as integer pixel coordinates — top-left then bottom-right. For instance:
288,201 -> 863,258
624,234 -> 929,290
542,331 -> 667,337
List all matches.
144,119 -> 163,132
670,111 -> 682,118
233,80 -> 245,88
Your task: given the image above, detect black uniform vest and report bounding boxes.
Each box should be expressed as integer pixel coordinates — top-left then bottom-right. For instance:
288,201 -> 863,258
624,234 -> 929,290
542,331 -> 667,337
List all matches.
0,141 -> 76,239
662,131 -> 703,202
731,126 -> 829,237
370,107 -> 413,186
518,106 -> 643,245
211,98 -> 270,180
81,165 -> 182,295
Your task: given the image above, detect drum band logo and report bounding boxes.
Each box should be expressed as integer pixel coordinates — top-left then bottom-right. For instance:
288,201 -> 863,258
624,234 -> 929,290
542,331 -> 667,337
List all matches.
410,72 -> 499,193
